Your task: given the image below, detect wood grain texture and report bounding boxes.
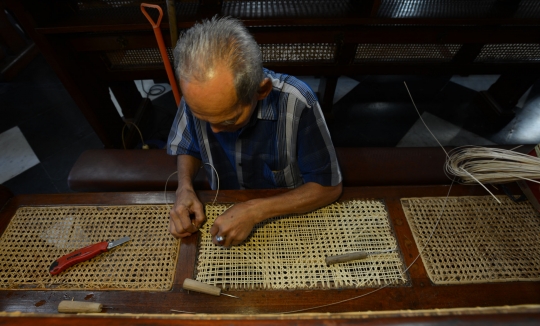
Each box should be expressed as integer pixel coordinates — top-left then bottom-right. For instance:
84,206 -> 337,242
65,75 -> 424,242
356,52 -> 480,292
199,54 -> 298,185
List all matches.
0,312 -> 539,326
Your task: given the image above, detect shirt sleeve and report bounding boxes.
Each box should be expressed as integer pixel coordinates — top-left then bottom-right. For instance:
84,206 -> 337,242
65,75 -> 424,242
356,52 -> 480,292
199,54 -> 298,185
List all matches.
296,101 -> 342,186
166,99 -> 202,159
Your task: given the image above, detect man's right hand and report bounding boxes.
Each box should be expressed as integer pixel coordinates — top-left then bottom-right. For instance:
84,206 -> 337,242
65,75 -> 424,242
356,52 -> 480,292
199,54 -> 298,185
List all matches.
169,187 -> 206,238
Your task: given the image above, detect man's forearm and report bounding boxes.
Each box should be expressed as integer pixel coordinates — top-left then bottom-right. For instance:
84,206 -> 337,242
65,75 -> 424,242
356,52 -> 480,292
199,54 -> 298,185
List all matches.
247,182 -> 343,224
176,154 -> 202,191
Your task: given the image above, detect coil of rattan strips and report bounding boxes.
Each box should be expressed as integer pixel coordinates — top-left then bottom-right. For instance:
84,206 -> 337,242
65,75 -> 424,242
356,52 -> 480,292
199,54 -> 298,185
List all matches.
196,200 -> 408,291
0,205 -> 179,291
401,196 -> 540,285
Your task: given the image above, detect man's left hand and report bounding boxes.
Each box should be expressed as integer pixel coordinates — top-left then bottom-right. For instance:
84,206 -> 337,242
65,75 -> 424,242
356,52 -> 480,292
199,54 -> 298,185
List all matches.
209,201 -> 259,247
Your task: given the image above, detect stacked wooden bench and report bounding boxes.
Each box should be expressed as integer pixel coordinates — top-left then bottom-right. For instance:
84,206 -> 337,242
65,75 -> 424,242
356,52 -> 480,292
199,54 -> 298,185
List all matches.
7,0 -> 540,149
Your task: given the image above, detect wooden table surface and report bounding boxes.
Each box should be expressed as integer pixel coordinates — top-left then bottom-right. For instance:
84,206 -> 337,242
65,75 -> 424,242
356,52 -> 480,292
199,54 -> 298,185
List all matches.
0,185 -> 539,325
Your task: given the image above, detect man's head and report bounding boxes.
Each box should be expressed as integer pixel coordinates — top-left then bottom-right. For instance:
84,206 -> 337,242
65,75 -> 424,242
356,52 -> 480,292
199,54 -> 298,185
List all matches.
173,16 -> 272,133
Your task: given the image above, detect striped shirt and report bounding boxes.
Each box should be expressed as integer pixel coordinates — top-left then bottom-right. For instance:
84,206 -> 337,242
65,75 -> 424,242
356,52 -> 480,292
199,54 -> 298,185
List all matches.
167,68 -> 342,190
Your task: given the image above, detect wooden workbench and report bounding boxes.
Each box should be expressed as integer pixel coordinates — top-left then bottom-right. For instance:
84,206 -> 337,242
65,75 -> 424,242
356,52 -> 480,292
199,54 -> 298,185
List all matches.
0,186 -> 539,325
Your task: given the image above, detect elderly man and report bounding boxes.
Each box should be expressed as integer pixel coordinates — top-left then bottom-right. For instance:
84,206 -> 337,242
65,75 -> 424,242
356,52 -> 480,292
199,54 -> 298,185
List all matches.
167,16 -> 342,247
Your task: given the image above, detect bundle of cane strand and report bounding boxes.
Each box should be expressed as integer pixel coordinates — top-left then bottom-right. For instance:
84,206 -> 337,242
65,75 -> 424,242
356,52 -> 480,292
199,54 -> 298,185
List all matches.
0,205 -> 179,290
197,200 -> 408,291
402,196 -> 540,284
445,146 -> 540,185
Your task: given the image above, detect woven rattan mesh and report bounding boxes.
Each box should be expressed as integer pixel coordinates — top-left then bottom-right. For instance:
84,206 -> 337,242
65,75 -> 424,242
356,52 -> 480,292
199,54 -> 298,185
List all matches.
376,0 -> 540,19
76,1 -> 199,20
401,196 -> 540,285
474,44 -> 540,63
355,44 -> 460,62
222,0 -> 351,18
514,0 -> 540,18
0,205 -> 179,290
107,43 -> 335,69
106,48 -> 174,68
196,200 -> 408,290
261,43 -> 336,63
77,0 -> 163,21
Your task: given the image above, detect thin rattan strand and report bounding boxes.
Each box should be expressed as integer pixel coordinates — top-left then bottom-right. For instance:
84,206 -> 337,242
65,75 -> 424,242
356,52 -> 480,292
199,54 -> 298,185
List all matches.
196,200 -> 408,290
0,205 -> 179,291
402,196 -> 540,285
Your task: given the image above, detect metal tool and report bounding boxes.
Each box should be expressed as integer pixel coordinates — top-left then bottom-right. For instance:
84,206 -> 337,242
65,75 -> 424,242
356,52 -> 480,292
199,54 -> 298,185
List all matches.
49,237 -> 131,275
325,249 -> 396,265
183,278 -> 240,299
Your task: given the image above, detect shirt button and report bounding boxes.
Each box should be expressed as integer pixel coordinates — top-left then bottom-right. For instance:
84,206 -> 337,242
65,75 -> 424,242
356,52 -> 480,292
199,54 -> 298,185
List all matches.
238,162 -> 242,166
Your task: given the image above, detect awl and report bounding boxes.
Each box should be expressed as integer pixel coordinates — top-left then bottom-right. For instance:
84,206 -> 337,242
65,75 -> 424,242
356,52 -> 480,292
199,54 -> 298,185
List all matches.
49,237 -> 131,275
326,249 -> 396,265
183,278 -> 240,299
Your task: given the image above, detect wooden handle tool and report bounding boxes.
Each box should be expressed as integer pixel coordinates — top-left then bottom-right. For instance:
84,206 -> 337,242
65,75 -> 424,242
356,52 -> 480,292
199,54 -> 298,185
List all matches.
326,249 -> 396,265
58,300 -> 102,313
325,251 -> 369,265
183,278 -> 239,299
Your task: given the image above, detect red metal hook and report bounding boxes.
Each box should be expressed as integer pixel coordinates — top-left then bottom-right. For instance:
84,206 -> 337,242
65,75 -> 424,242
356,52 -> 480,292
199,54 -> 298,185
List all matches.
141,3 -> 181,106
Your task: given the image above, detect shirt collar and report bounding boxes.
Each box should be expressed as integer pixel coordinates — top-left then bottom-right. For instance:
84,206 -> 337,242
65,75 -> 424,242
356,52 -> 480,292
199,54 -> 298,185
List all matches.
256,89 -> 278,121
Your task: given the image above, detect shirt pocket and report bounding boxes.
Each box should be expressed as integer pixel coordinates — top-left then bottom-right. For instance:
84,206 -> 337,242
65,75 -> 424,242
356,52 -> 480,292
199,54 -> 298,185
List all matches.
264,162 -> 303,189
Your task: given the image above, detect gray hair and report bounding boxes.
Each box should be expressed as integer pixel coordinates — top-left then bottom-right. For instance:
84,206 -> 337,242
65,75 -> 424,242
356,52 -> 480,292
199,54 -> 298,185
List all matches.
173,16 -> 264,105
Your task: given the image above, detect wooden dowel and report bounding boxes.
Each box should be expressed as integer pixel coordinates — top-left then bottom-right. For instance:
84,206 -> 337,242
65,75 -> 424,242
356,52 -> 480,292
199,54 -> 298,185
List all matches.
57,301 -> 102,313
325,251 -> 369,265
183,278 -> 221,296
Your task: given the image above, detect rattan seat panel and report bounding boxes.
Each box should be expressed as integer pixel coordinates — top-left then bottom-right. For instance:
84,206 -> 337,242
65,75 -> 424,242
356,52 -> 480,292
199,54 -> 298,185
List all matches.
355,44 -> 461,62
377,0 -> 540,19
401,196 -> 540,285
0,205 -> 179,291
475,44 -> 540,63
196,200 -> 408,290
222,0 -> 352,18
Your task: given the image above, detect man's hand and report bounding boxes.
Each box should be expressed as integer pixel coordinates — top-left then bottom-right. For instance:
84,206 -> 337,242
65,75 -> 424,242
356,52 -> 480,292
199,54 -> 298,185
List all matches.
209,201 -> 259,247
169,187 -> 206,238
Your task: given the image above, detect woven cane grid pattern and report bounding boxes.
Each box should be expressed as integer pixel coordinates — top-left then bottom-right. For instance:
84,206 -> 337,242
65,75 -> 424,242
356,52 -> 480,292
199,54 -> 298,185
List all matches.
513,1 -> 540,19
355,44 -> 460,62
106,48 -> 174,68
76,1 -> 199,20
401,196 -> 540,285
196,200 -> 408,290
77,0 -> 163,21
0,205 -> 179,290
222,0 -> 351,18
260,43 -> 336,63
474,44 -> 540,63
376,0 -> 540,19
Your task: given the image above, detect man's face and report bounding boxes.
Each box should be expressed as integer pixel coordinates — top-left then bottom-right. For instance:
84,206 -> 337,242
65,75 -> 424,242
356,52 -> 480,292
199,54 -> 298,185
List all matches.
180,65 -> 256,133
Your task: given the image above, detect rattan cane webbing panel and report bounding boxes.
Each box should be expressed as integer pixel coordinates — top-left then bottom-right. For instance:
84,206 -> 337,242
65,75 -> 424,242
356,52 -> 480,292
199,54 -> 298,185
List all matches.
0,205 -> 179,290
196,200 -> 408,290
475,44 -> 540,63
222,0 -> 352,18
106,48 -> 174,68
377,0 -> 540,19
401,196 -> 540,285
260,43 -> 336,62
355,44 -> 461,62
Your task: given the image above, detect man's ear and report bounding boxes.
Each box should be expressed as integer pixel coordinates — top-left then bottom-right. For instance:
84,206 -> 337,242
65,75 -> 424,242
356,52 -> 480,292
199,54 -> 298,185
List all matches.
256,78 -> 272,100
